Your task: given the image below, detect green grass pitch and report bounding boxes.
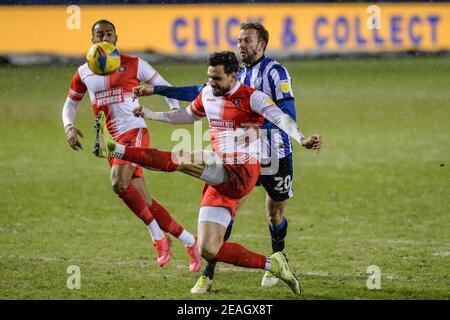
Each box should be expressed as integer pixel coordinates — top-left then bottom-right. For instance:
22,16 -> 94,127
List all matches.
0,57 -> 449,300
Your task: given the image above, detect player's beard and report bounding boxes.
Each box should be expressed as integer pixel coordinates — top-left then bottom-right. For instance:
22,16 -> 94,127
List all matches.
211,77 -> 233,96
212,85 -> 226,96
240,49 -> 257,65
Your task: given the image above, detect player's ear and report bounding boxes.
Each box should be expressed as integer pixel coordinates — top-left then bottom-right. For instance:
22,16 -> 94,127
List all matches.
259,41 -> 266,52
114,34 -> 118,46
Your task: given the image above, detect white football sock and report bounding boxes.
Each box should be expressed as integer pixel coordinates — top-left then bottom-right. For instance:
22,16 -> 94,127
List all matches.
265,257 -> 272,271
178,230 -> 195,247
113,143 -> 125,158
147,220 -> 165,241
199,151 -> 228,186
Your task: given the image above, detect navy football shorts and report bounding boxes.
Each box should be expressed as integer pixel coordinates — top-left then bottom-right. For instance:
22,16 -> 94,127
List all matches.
256,153 -> 294,202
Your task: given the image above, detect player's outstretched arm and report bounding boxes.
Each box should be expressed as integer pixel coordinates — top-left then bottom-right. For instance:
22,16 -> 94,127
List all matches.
133,106 -> 201,124
133,84 -> 204,102
250,92 -> 322,152
263,107 -> 322,151
155,85 -> 204,102
267,110 -> 322,151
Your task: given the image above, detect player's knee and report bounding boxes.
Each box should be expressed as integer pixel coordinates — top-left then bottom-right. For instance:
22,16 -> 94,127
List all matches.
112,181 -> 130,195
199,242 -> 220,261
144,197 -> 153,208
267,207 -> 284,226
201,248 -> 218,261
267,214 -> 281,226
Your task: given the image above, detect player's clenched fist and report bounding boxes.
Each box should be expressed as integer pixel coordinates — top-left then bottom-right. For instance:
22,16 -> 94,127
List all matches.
132,106 -> 158,120
66,126 -> 84,151
234,123 -> 261,148
132,85 -> 154,99
132,106 -> 145,118
301,134 -> 322,152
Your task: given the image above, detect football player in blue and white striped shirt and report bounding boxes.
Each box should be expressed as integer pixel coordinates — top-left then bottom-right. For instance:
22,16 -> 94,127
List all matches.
132,22 -> 322,293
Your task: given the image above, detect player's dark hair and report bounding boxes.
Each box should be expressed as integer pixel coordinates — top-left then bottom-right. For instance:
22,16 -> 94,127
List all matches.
240,22 -> 269,50
208,51 -> 239,75
91,19 -> 116,35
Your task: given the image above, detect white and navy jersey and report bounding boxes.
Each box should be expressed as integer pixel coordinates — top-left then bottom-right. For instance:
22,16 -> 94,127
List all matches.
237,56 -> 296,159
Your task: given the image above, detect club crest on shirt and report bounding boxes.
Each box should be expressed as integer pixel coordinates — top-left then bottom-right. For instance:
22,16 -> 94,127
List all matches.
118,65 -> 127,73
254,76 -> 262,89
232,97 -> 241,106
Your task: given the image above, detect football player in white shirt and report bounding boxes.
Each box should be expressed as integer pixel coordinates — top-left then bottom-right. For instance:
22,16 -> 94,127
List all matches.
62,20 -> 201,271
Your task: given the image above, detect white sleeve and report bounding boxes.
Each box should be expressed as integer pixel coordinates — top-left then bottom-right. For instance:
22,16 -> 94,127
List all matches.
137,58 -> 180,111
62,97 -> 80,132
250,91 -> 304,144
140,106 -> 200,124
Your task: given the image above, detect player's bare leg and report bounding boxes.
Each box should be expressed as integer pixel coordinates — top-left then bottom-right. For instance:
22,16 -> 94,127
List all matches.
177,151 -> 207,177
110,164 -> 171,267
197,220 -> 226,262
191,218 -> 228,294
192,195 -> 248,293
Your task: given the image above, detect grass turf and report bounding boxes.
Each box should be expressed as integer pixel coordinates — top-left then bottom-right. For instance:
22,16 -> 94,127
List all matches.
0,57 -> 449,299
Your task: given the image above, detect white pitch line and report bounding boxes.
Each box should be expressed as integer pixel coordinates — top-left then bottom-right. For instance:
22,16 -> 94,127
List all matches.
432,252 -> 450,257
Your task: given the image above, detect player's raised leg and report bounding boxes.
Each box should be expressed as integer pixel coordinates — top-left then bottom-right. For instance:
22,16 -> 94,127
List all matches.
94,112 -> 225,183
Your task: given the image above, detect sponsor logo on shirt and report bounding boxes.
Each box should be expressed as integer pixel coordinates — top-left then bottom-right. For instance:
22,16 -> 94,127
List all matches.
209,119 -> 235,130
265,97 -> 275,105
95,88 -> 124,107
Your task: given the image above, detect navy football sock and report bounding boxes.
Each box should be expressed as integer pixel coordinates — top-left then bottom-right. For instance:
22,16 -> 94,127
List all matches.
269,217 -> 288,252
223,220 -> 234,242
203,262 -> 216,280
